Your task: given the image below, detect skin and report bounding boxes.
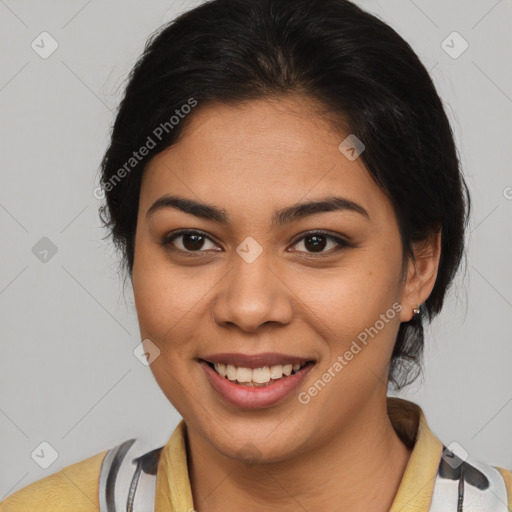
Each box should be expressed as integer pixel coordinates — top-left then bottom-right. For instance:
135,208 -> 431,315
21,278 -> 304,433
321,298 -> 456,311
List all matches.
131,95 -> 441,512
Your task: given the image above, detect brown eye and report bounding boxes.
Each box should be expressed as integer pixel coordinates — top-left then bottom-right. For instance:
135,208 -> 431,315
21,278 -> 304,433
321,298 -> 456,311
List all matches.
303,234 -> 327,252
163,230 -> 219,252
290,231 -> 349,254
182,233 -> 206,251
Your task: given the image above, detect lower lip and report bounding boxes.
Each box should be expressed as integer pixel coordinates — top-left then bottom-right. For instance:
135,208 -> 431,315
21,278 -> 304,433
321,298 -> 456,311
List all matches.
200,361 -> 314,409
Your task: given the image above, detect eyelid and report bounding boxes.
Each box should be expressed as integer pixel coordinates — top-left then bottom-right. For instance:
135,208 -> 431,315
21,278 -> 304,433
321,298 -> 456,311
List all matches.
287,230 -> 353,253
289,229 -> 351,244
161,229 -> 222,252
162,228 -> 352,255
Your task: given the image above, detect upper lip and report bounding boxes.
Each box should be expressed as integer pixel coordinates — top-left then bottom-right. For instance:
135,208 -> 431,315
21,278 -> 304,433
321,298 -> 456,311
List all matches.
201,352 -> 315,369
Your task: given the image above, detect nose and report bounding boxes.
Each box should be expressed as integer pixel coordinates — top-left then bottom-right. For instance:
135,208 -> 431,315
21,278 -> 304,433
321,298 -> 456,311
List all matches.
211,253 -> 294,333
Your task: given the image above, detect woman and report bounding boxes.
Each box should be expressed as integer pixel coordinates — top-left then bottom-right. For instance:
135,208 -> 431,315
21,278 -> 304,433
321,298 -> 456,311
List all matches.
2,0 -> 510,510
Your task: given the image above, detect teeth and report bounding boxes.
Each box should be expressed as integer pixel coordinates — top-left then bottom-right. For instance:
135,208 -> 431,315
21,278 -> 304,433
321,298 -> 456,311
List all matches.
212,361 -> 307,385
269,364 -> 284,379
226,364 -> 237,380
236,366 -> 253,383
253,367 -> 270,384
217,363 -> 227,378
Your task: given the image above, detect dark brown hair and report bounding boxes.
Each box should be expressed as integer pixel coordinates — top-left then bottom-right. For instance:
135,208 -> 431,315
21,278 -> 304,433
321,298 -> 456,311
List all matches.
98,0 -> 470,390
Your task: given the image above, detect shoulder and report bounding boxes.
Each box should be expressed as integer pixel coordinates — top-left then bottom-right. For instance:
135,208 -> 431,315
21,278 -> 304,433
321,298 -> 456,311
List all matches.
0,438 -> 165,512
0,449 -> 108,512
496,466 -> 512,510
431,445 -> 512,511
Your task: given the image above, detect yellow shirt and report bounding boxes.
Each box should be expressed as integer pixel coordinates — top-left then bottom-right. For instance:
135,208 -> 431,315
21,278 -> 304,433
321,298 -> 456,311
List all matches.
1,397 -> 511,511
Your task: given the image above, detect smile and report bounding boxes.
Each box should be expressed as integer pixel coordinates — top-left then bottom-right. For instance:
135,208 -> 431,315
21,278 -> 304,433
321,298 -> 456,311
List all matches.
199,353 -> 316,408
207,361 -> 310,387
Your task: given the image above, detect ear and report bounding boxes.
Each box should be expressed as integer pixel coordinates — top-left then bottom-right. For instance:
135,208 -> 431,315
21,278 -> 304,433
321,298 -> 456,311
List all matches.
399,228 -> 442,322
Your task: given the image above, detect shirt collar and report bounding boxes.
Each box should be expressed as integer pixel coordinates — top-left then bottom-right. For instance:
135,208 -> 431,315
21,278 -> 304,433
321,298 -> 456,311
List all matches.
155,397 -> 443,512
388,397 -> 443,511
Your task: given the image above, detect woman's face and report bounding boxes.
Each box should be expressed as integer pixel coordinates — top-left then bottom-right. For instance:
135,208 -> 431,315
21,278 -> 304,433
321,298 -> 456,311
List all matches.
132,96 -> 420,462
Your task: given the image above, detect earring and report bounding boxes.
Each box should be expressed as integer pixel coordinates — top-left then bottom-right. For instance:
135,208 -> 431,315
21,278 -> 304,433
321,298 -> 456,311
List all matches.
413,304 -> 421,316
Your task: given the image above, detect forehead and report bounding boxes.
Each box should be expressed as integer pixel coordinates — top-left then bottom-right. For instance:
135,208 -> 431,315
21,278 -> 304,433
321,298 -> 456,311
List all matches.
140,97 -> 392,224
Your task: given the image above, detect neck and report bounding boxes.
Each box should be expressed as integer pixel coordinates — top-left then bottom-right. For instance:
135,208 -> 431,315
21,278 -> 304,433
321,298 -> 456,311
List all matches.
187,395 -> 412,512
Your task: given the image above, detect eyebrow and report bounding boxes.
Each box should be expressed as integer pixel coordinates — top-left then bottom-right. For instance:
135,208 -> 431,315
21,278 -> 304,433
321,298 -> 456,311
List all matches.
146,194 -> 370,226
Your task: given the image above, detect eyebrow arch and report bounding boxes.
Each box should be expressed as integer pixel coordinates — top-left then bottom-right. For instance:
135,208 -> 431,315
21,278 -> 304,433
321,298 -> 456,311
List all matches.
146,194 -> 370,225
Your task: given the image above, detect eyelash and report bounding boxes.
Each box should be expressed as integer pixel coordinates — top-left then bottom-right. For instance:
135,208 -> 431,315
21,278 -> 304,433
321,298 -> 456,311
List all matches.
160,229 -> 352,257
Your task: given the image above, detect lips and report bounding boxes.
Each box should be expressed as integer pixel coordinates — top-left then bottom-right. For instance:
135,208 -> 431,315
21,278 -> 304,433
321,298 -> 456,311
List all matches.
199,352 -> 316,408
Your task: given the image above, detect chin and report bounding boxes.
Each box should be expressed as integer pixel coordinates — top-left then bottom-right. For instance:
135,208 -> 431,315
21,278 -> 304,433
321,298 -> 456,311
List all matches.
206,422 -> 308,465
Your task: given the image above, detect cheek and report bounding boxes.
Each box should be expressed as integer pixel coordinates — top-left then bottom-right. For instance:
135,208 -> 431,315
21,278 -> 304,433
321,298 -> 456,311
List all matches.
301,261 -> 401,326
296,266 -> 403,415
132,253 -> 204,411
132,263 -> 172,341
296,249 -> 403,367
132,237 -> 202,340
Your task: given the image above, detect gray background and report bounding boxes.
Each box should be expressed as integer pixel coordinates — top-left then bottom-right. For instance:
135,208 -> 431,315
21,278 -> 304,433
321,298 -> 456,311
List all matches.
1,0 -> 511,499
